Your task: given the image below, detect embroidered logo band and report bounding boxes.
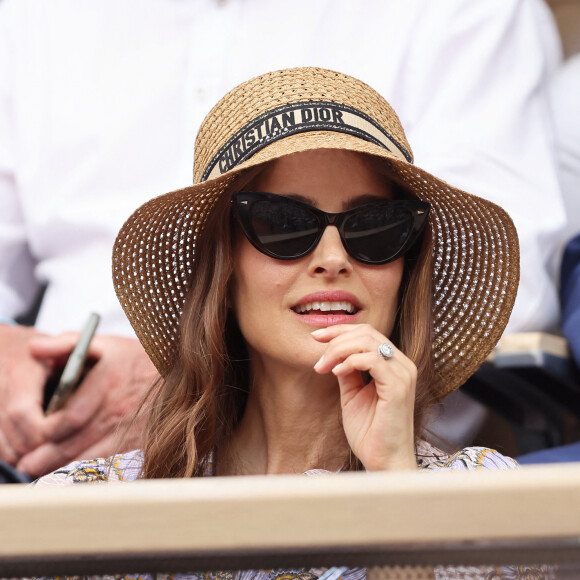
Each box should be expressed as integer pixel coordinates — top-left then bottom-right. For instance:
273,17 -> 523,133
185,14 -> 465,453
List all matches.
201,101 -> 412,181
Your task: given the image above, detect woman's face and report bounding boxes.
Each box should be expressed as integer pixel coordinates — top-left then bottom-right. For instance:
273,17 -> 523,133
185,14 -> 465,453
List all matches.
231,149 -> 404,369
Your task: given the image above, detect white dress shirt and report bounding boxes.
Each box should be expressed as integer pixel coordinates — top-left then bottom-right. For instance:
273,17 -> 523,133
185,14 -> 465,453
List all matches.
0,0 -> 565,336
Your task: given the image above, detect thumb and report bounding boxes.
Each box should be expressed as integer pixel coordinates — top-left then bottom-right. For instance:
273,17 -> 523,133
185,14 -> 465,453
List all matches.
28,332 -> 82,359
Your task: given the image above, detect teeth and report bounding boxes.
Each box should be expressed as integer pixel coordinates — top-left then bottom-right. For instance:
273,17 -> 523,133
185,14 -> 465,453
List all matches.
295,301 -> 356,314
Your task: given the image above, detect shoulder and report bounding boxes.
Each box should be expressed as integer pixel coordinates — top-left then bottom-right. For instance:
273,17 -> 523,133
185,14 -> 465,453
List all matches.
33,449 -> 144,486
416,440 -> 518,471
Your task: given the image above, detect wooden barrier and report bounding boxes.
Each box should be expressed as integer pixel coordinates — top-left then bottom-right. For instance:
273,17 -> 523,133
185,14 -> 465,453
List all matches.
2,463 -> 580,576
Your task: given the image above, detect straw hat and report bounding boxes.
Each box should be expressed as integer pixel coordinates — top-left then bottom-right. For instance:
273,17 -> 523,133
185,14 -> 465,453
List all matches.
112,67 -> 519,400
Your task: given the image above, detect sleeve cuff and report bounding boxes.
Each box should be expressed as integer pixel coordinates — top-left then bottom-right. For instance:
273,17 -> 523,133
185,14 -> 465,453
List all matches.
0,316 -> 17,325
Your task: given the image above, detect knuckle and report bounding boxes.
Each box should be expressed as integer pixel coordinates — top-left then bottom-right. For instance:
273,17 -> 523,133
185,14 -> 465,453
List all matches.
59,331 -> 80,342
61,410 -> 86,432
0,437 -> 19,465
0,449 -> 18,465
358,323 -> 375,336
113,396 -> 136,418
6,399 -> 29,424
55,445 -> 77,467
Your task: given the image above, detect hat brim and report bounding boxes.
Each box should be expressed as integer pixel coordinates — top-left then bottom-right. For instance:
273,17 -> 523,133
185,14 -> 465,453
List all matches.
113,130 -> 519,400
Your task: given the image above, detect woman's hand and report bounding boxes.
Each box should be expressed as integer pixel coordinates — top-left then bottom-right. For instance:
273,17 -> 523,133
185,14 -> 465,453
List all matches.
312,324 -> 417,471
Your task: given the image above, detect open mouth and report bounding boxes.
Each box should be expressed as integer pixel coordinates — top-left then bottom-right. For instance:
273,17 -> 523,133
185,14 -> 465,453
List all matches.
292,301 -> 360,316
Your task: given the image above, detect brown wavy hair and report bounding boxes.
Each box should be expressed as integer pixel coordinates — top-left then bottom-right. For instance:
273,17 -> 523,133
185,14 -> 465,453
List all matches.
137,160 -> 435,479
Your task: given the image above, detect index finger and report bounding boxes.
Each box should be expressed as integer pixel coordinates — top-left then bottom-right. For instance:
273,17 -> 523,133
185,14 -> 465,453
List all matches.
311,324 -> 370,343
0,360 -> 48,454
42,370 -> 105,443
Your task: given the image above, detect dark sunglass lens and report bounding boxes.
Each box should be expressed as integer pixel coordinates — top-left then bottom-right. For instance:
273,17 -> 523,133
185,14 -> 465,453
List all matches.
250,199 -> 320,258
343,205 -> 414,263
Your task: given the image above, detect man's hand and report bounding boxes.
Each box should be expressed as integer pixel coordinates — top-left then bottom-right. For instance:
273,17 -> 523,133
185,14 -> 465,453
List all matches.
0,325 -> 51,467
0,329 -> 159,478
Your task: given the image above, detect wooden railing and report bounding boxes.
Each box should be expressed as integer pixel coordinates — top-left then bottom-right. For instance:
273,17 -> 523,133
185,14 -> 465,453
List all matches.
2,464 -> 580,577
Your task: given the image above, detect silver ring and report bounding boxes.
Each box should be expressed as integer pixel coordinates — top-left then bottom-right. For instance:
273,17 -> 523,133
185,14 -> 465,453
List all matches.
378,342 -> 395,360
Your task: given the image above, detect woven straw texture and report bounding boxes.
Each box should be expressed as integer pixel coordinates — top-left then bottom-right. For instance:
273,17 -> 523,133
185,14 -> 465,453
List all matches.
112,67 -> 519,400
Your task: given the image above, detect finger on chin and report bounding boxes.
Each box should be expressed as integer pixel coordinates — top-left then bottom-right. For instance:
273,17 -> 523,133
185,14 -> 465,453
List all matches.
311,324 -> 356,341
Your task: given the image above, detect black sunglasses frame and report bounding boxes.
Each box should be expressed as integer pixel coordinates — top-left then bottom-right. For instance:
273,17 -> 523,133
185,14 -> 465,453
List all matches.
232,191 -> 430,265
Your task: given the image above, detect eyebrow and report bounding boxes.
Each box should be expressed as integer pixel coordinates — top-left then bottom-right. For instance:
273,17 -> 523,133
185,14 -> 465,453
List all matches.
286,193 -> 387,210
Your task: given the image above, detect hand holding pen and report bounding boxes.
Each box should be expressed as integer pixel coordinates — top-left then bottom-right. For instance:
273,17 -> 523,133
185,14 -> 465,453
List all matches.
0,312 -> 158,478
16,324 -> 158,477
0,313 -> 99,482
44,312 -> 100,415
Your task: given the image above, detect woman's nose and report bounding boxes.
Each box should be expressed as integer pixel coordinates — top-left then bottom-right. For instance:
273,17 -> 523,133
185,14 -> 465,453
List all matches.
307,226 -> 352,277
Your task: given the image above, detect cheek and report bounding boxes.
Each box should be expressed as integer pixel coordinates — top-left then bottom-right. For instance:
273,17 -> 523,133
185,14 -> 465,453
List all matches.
231,243 -> 261,316
231,242 -> 306,359
231,239 -> 292,325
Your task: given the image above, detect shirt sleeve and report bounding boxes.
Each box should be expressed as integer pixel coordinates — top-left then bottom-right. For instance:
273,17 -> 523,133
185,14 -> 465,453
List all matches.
422,446 -> 519,471
0,1 -> 39,320
550,54 -> 580,249
400,0 -> 565,334
32,457 -> 111,486
33,450 -> 144,486
560,234 -> 580,368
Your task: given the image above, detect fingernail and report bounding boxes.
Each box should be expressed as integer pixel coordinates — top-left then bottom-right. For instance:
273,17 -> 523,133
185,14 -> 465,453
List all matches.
311,328 -> 326,337
313,355 -> 325,370
332,363 -> 343,374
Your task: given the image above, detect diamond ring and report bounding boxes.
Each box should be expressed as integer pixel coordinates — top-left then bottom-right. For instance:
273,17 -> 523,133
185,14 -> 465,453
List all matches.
377,342 -> 395,360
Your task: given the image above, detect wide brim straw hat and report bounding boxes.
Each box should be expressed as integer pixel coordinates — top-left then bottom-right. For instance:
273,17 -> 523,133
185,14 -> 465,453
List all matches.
112,66 -> 519,401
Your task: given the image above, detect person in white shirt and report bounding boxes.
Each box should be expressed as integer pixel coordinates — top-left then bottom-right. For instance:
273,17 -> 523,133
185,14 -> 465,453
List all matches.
0,0 -> 564,477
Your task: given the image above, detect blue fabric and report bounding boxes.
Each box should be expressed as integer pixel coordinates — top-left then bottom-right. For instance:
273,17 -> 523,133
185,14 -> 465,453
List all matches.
560,234 -> 580,369
512,237 -> 580,466
521,237 -> 580,466
517,441 -> 580,464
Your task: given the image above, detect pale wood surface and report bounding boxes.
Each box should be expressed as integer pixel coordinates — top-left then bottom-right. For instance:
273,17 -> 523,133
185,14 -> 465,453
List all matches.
498,332 -> 569,358
487,331 -> 570,362
1,463 -> 580,558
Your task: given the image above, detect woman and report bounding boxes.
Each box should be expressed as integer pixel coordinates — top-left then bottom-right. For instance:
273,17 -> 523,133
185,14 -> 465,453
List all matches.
38,66 -> 520,484
33,65 -> 535,580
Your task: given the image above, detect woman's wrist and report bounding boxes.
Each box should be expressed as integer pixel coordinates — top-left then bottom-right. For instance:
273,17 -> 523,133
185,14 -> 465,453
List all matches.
362,447 -> 418,472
